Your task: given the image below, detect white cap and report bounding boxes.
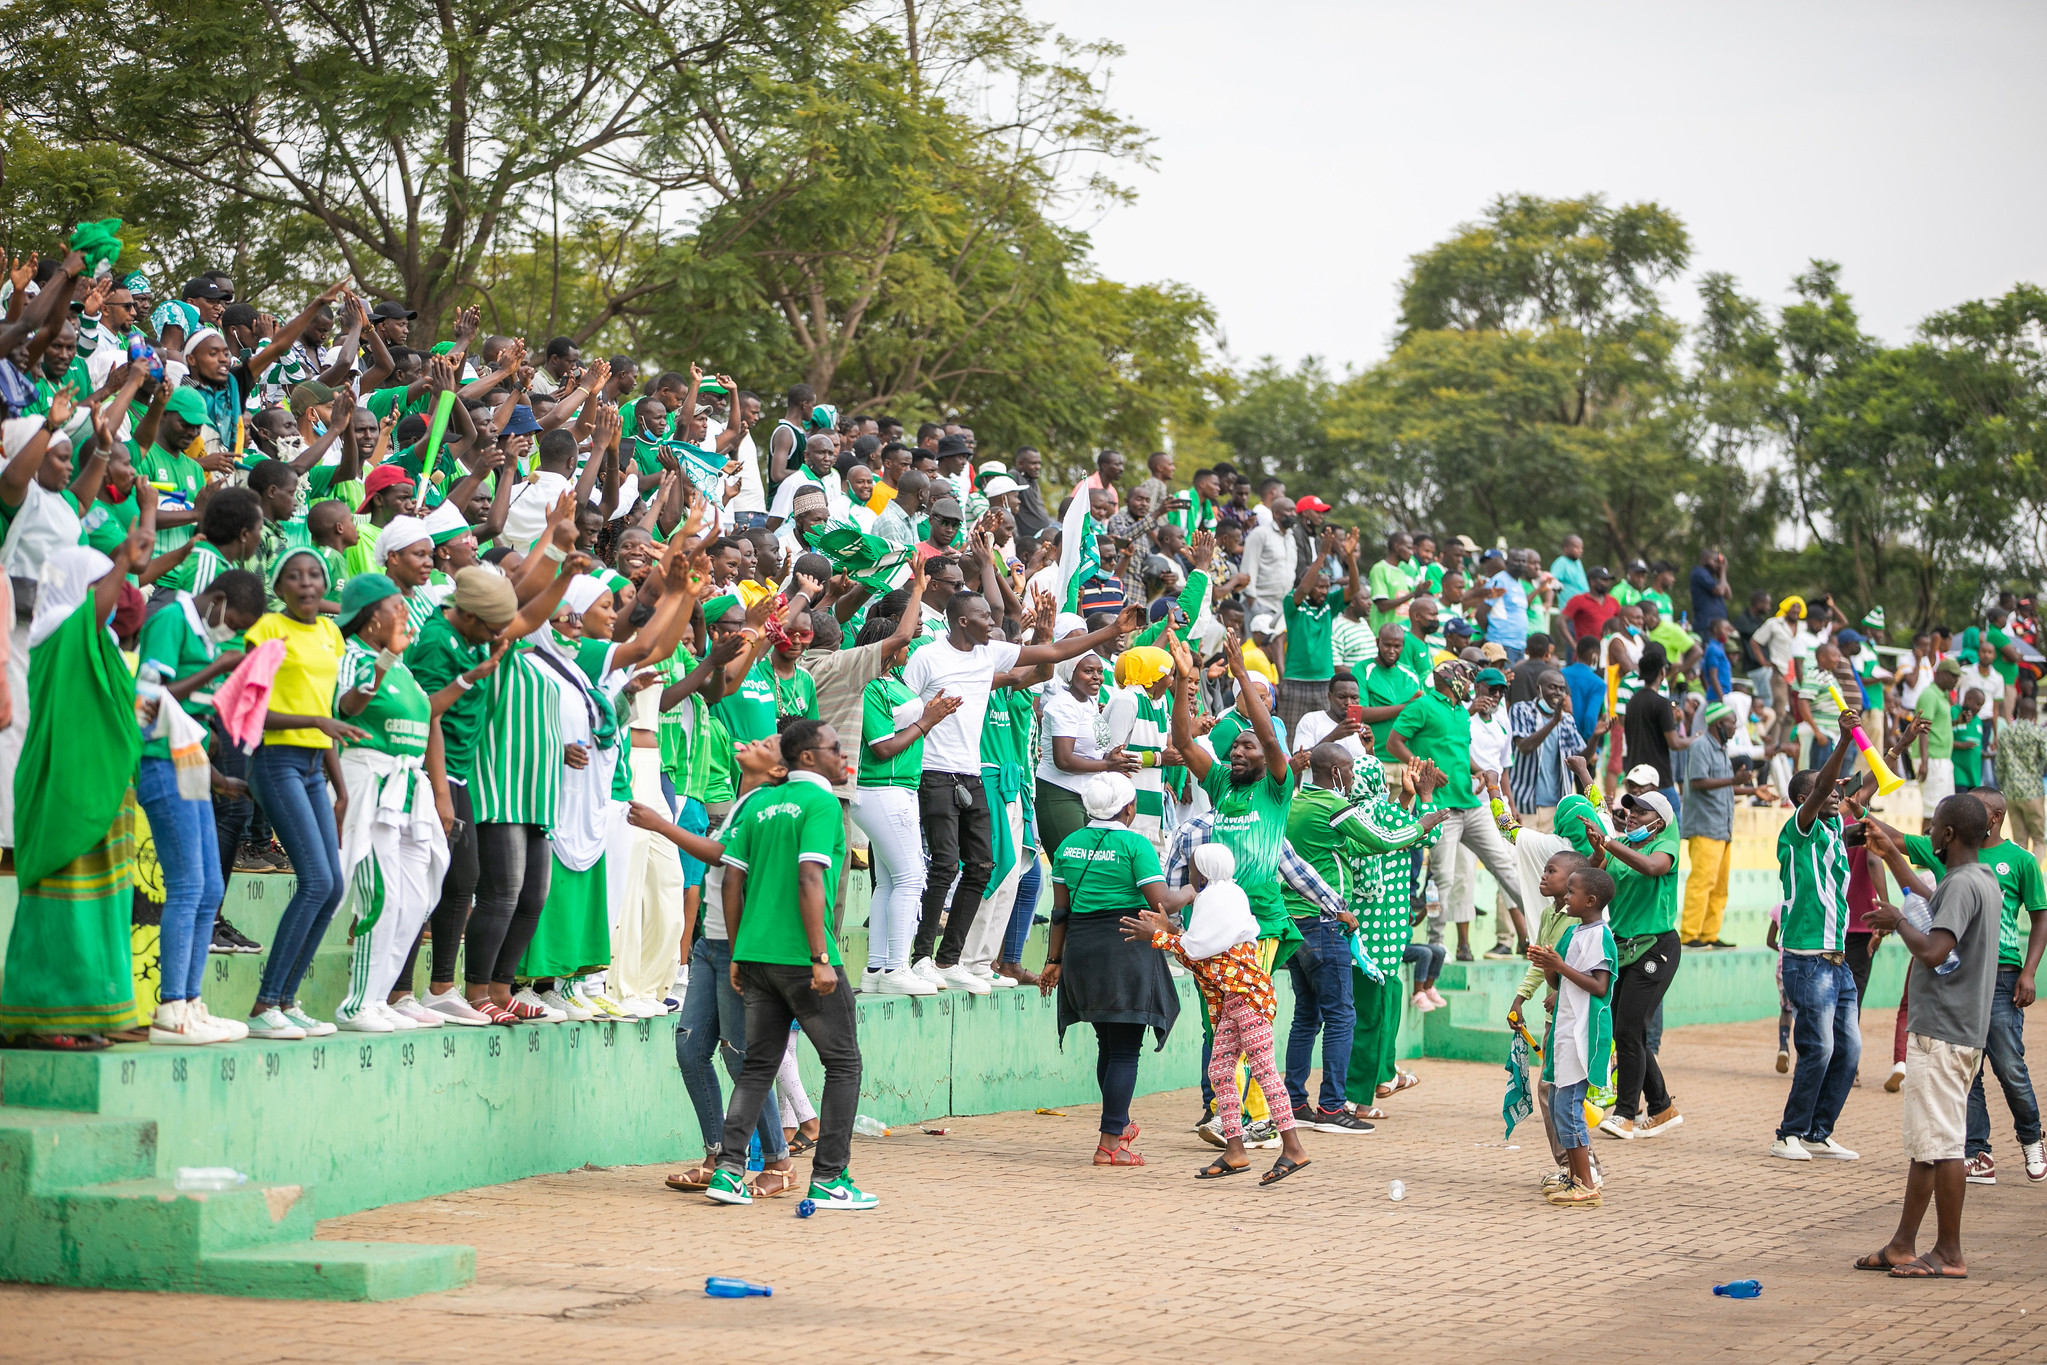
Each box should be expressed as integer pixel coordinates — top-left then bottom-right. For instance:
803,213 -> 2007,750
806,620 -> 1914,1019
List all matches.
982,475 -> 1020,498
1249,613 -> 1279,637
1624,763 -> 1662,788
1622,790 -> 1675,826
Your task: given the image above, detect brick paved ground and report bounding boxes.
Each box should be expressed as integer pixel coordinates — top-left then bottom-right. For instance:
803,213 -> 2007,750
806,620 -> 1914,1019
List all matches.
6,1006 -> 2047,1364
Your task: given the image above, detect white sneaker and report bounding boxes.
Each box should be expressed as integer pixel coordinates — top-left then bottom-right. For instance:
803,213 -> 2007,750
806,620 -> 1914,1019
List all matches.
188,998 -> 248,1041
281,1003 -> 336,1037
877,967 -> 938,996
1807,1136 -> 1859,1161
2024,1140 -> 2046,1183
149,1001 -> 213,1046
1597,1114 -> 1638,1140
1771,1134 -> 1812,1161
372,1000 -> 421,1030
513,987 -> 567,1022
585,991 -> 631,1020
335,1006 -> 396,1033
389,995 -> 444,1027
537,988 -> 593,1022
630,997 -> 665,1019
861,967 -> 885,993
247,1006 -> 308,1040
939,963 -> 991,995
912,957 -> 949,990
422,989 -> 492,1026
978,967 -> 1018,989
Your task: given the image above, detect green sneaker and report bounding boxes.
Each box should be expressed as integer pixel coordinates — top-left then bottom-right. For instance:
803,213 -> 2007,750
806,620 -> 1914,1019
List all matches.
807,1173 -> 879,1210
703,1168 -> 752,1206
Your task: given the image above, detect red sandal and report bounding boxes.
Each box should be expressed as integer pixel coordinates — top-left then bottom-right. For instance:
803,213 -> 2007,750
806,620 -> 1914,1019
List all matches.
1094,1140 -> 1145,1166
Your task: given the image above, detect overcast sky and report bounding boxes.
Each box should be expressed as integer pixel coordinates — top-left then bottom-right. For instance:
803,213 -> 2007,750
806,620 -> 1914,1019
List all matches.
1031,0 -> 2047,372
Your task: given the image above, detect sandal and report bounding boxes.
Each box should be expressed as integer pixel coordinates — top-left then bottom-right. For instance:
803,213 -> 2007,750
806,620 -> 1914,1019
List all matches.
1260,1155 -> 1311,1186
1854,1250 -> 1906,1273
11,1032 -> 112,1052
1355,1106 -> 1388,1121
1196,1157 -> 1251,1179
785,1128 -> 817,1156
750,1166 -> 799,1198
1889,1255 -> 1967,1280
664,1160 -> 719,1191
1094,1140 -> 1145,1166
1392,1071 -> 1421,1093
474,1000 -> 517,1026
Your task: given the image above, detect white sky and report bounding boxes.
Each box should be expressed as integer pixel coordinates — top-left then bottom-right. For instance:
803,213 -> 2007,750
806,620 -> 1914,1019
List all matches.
1032,0 -> 2047,372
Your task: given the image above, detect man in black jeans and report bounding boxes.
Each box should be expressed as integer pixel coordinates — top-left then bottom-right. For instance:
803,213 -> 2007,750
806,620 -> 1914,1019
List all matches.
704,720 -> 871,1209
902,588 -> 1147,992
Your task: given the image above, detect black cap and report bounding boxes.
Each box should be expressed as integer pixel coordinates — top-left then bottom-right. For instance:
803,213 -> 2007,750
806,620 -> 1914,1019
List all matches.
369,300 -> 419,321
1626,558 -> 1649,573
1589,564 -> 1615,581
182,276 -> 230,301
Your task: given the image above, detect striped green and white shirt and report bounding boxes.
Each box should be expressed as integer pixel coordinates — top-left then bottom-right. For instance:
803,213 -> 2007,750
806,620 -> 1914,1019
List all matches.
1777,811 -> 1850,953
402,584 -> 449,640
470,646 -> 564,827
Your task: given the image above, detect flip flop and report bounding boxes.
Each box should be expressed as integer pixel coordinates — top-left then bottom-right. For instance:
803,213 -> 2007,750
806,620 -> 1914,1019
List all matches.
1853,1250 -> 1905,1272
1355,1106 -> 1388,1121
1196,1158 -> 1252,1179
1889,1256 -> 1967,1280
1260,1156 -> 1311,1186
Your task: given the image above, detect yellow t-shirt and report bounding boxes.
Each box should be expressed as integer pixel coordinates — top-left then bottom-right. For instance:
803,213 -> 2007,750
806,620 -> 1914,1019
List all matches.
1242,641 -> 1279,684
735,579 -> 775,607
244,612 -> 346,747
869,483 -> 899,515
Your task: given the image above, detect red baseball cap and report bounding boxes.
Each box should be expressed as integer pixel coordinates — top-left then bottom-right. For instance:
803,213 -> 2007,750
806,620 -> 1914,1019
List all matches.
1296,495 -> 1333,514
357,463 -> 416,513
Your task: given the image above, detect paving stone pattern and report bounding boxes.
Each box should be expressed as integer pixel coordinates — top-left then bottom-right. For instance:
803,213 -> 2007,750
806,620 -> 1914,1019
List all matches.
5,1008 -> 2046,1363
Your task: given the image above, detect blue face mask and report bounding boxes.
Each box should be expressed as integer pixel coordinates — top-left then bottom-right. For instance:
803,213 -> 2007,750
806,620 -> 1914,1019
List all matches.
1621,825 -> 1654,845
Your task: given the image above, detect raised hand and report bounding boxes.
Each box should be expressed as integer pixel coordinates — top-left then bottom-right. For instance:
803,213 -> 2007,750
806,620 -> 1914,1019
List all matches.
9,252 -> 37,294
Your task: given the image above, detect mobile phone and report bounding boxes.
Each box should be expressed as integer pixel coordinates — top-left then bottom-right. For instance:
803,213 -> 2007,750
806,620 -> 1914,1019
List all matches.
1346,704 -> 1365,725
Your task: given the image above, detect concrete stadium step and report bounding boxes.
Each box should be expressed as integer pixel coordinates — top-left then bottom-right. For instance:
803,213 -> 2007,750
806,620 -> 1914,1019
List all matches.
199,1241 -> 474,1301
51,1176 -> 318,1288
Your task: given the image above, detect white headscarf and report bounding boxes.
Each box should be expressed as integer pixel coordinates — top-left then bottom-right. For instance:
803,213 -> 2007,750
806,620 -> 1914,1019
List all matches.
1182,844 -> 1258,960
30,546 -> 113,649
371,514 -> 432,565
562,574 -> 609,617
3,416 -> 46,462
1081,770 -> 1135,821
183,326 -> 226,357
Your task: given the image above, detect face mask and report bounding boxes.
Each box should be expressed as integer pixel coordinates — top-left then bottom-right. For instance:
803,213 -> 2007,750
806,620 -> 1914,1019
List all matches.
203,601 -> 237,646
1621,825 -> 1654,845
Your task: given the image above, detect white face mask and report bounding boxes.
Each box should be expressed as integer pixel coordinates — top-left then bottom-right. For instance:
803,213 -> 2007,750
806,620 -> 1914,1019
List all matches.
203,599 -> 237,646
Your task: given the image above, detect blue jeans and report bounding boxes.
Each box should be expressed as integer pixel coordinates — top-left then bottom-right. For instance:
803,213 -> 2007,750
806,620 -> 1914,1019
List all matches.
137,756 -> 224,1002
1551,1077 -> 1590,1150
1284,918 -> 1357,1114
1777,954 -> 1861,1142
1404,940 -> 1447,987
675,935 -> 787,1161
1810,737 -> 1834,773
1967,967 -> 2043,1158
247,744 -> 344,1009
1001,848 -> 1043,964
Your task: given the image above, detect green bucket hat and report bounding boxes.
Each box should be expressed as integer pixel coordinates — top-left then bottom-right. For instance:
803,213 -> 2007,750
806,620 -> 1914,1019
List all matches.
337,571 -> 400,631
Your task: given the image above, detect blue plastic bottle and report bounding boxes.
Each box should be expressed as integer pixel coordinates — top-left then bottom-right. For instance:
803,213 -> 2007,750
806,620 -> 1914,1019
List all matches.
746,1131 -> 763,1172
1712,1279 -> 1761,1299
796,1199 -> 816,1218
705,1277 -> 772,1298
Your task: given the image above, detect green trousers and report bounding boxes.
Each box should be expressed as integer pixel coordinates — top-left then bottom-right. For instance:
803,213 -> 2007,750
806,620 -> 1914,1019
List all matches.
1344,969 -> 1404,1105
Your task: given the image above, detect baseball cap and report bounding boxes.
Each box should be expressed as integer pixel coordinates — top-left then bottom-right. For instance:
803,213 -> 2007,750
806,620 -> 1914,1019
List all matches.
1622,790 -> 1675,826
369,300 -> 418,321
181,277 -> 230,301
1443,617 -> 1474,637
1626,558 -> 1650,573
1249,613 -> 1279,637
1836,628 -> 1865,648
357,463 -> 416,513
982,475 -> 1020,498
1624,763 -> 1662,788
1476,666 -> 1508,686
1296,495 -> 1332,514
1589,564 -> 1616,581
337,572 -> 401,632
162,385 -> 209,425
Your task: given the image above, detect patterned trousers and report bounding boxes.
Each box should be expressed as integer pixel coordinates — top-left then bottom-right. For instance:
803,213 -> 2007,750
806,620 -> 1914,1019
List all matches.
1208,993 -> 1295,1139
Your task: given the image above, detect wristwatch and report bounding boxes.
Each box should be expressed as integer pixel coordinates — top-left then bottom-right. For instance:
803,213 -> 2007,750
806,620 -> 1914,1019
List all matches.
810,953 -> 831,966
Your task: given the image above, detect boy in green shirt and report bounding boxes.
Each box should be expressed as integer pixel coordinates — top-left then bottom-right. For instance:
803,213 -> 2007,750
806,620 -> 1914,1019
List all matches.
1953,691 -> 1985,790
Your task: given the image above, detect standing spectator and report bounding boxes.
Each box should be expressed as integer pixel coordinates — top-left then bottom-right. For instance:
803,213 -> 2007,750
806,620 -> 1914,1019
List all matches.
1275,528 -> 1345,737
1689,548 -> 1731,628
1561,633 -> 1608,739
1962,608 -> 2024,721
1622,645 -> 1692,819
1368,532 -> 1417,631
1508,670 -> 1600,831
1548,534 -> 1589,602
1996,696 -> 2047,854
1559,565 -> 1620,649
1484,550 -> 1531,663
1700,618 -> 1735,701
1732,588 -> 1775,696
1680,702 -> 1743,949
1504,633 -> 1558,708
1583,789 -> 1684,1141
1916,659 -> 1964,830
1240,498 -> 1298,620
1749,597 -> 1803,751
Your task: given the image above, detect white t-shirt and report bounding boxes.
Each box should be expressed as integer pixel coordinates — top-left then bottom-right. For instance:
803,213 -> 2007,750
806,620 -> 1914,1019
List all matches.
1,482 -> 84,582
1897,653 -> 1938,709
1550,915 -> 1613,1088
1039,688 -> 1110,792
1960,664 -> 2005,719
501,470 -> 572,552
766,467 -> 845,525
1468,706 -> 1512,777
1291,707 -> 1365,762
901,635 -> 1022,774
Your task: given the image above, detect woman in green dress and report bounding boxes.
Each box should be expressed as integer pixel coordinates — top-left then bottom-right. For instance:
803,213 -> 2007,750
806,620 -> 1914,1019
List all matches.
0,536 -> 151,1047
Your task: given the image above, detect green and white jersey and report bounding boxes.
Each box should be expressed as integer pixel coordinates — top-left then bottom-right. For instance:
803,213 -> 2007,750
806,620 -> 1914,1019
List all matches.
470,645 -> 563,826
1777,812 -> 1850,953
1105,685 -> 1171,819
1904,834 -> 2047,969
723,772 -> 847,967
134,443 -> 205,557
335,639 -> 433,759
402,584 -> 448,640
858,675 -> 924,790
157,540 -> 235,596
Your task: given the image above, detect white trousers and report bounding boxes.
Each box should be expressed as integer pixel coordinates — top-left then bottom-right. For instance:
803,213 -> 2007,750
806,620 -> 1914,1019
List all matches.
776,1032 -> 816,1129
0,619 -> 28,847
1427,805 -> 1525,942
851,785 -> 925,972
959,798 -> 1027,973
338,822 -> 441,1019
611,752 -> 688,1003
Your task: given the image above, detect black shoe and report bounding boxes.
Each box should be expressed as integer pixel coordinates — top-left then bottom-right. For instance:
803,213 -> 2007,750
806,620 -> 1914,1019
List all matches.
234,843 -> 272,873
1481,944 -> 1517,959
1308,1106 -> 1375,1134
1708,939 -> 1738,950
209,920 -> 238,954
217,917 -> 263,954
261,838 -> 292,872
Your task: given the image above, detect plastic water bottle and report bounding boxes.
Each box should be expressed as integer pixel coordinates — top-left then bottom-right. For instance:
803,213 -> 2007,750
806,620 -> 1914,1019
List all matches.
705,1277 -> 772,1298
1712,1279 -> 1761,1299
175,1167 -> 247,1191
746,1131 -> 762,1172
1901,894 -> 1962,975
796,1199 -> 816,1218
1388,1180 -> 1405,1202
852,1115 -> 890,1137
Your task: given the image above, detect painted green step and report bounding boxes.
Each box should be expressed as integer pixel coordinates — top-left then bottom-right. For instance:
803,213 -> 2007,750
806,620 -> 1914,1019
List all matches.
199,1240 -> 474,1301
52,1177 -> 317,1290
0,1106 -> 157,1194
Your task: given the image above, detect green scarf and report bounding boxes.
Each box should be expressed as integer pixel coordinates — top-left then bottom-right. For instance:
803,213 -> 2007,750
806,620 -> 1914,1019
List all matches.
17,602 -> 140,889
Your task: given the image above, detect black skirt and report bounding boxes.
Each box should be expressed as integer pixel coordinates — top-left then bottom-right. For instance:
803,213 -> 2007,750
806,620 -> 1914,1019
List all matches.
1055,909 -> 1182,1051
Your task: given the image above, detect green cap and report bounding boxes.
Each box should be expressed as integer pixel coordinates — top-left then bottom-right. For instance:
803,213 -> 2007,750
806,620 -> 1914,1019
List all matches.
1700,701 -> 1733,725
337,571 -> 400,630
163,385 -> 209,426
430,341 -> 457,356
1476,667 -> 1509,686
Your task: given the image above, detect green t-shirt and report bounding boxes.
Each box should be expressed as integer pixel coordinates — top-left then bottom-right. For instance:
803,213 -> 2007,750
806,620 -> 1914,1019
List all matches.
713,656 -> 782,744
1776,811 -> 1850,952
1952,709 -> 1984,788
335,638 -> 432,759
1050,823 -> 1164,916
402,611 -> 489,783
1612,581 -> 1643,607
723,774 -> 846,967
1399,629 -> 1436,680
1280,783 -> 1376,916
364,384 -> 431,421
135,443 -> 205,556
136,595 -> 219,762
1358,659 -> 1423,749
1642,588 -> 1673,618
1391,686 -> 1477,809
1915,683 -> 1954,761
1366,560 -> 1414,631
1197,765 -> 1295,902
1904,834 -> 2047,969
1607,823 -> 1682,938
79,488 -> 139,556
858,675 -> 923,789
1282,588 -> 1342,682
